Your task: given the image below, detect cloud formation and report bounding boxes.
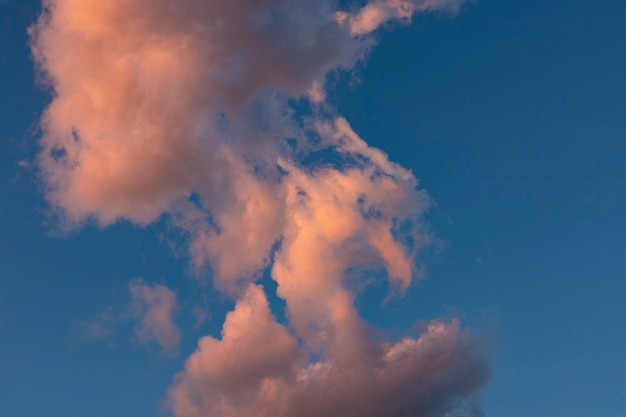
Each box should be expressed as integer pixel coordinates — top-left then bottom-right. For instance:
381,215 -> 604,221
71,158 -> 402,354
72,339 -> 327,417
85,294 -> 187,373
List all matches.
31,0 -> 488,416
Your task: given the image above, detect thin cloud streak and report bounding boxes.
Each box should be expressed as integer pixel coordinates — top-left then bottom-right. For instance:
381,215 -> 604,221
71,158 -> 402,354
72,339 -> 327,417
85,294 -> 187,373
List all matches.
30,0 -> 488,416
338,0 -> 467,36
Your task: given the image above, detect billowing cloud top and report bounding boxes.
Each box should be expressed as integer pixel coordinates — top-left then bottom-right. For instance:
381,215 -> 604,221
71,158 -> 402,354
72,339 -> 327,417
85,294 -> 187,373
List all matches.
30,0 -> 489,416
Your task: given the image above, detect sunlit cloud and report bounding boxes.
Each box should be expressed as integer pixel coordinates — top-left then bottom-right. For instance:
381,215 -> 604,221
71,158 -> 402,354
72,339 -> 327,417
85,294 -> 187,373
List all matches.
31,0 -> 488,415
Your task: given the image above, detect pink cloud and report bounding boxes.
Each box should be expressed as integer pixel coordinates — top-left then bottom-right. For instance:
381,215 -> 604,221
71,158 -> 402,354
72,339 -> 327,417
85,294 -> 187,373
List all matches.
31,0 -> 487,416
170,284 -> 489,417
129,279 -> 181,354
29,0 -> 362,227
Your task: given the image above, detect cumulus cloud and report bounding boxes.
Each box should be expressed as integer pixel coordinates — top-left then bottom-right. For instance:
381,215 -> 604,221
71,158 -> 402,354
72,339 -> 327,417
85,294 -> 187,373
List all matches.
170,284 -> 489,417
31,0 -> 488,416
29,0 -> 361,227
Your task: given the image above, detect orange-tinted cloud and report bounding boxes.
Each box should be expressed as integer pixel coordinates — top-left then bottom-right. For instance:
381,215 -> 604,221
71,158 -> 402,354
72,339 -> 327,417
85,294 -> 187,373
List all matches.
31,0 -> 488,416
170,285 -> 489,417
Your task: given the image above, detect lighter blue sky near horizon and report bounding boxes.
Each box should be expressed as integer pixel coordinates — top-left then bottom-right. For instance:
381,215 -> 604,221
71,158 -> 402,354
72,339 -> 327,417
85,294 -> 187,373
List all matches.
1,1 -> 625,416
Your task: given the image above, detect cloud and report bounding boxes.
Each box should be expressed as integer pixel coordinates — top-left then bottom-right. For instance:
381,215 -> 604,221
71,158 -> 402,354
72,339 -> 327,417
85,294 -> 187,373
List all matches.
31,0 -> 488,416
75,279 -> 181,354
29,0 -> 363,227
337,0 -> 467,36
170,284 -> 489,417
129,279 -> 181,354
29,0 -> 465,230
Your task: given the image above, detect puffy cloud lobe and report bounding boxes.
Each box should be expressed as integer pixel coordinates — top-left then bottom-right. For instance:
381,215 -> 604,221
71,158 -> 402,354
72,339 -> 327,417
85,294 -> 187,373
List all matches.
179,152 -> 288,291
170,286 -> 489,417
169,285 -> 302,417
30,0 -> 361,226
130,279 -> 181,354
284,320 -> 489,417
272,158 -> 422,359
30,0 -> 487,416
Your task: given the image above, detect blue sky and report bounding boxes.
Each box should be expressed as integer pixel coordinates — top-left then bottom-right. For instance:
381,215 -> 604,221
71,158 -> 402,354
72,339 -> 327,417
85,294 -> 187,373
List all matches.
1,1 -> 625,416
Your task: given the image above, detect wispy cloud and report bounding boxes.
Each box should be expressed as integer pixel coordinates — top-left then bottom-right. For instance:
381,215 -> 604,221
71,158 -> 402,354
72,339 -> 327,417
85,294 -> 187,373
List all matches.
75,279 -> 181,354
338,0 -> 466,36
129,279 -> 181,354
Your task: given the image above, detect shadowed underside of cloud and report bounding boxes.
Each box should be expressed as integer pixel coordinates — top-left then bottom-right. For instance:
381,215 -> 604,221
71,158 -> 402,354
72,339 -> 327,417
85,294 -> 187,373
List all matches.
30,0 -> 489,416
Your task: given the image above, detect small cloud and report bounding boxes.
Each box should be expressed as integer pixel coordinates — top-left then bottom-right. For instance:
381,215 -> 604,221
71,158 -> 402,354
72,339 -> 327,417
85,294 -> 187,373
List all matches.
74,279 -> 182,355
7,156 -> 33,184
17,159 -> 32,169
191,305 -> 211,329
129,279 -> 182,354
73,308 -> 120,342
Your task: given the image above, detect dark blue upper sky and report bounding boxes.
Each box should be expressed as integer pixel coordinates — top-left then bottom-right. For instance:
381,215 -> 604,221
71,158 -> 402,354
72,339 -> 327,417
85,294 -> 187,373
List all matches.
1,0 -> 625,416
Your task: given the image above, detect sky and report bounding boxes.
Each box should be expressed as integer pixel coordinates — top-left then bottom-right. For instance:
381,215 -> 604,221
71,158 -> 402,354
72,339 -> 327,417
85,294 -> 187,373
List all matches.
1,0 -> 625,416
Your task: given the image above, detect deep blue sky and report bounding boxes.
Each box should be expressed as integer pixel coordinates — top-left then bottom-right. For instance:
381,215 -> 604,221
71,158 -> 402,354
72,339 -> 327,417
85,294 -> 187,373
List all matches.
1,1 -> 625,416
